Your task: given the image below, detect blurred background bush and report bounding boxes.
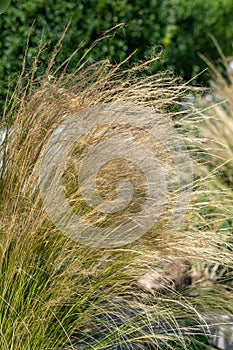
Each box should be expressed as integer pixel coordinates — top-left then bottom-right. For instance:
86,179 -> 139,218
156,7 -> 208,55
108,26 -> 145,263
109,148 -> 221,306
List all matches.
0,0 -> 233,112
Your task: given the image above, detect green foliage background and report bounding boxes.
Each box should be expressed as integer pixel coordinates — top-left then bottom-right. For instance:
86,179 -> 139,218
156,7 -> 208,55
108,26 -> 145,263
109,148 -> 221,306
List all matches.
0,0 -> 233,111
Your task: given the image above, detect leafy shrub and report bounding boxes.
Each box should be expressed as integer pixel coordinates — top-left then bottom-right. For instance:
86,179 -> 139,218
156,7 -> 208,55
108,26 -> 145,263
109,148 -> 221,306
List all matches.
160,0 -> 233,81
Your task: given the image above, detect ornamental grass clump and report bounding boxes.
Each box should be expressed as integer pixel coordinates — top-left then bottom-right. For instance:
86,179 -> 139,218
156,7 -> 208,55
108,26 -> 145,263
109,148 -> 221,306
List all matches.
193,45 -> 233,243
199,47 -> 233,191
0,31 -> 233,350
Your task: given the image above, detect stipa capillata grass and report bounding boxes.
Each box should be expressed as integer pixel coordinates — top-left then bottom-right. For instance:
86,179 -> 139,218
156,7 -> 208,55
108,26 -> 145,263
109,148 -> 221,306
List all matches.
0,27 -> 233,350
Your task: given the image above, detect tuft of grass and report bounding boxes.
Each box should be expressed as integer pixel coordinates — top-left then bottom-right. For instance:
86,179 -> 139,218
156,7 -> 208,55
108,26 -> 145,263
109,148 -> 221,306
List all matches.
199,43 -> 233,190
0,30 -> 233,349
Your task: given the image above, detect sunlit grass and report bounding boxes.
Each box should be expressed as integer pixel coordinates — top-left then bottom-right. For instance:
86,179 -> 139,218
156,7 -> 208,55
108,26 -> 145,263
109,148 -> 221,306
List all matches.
0,30 -> 233,349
